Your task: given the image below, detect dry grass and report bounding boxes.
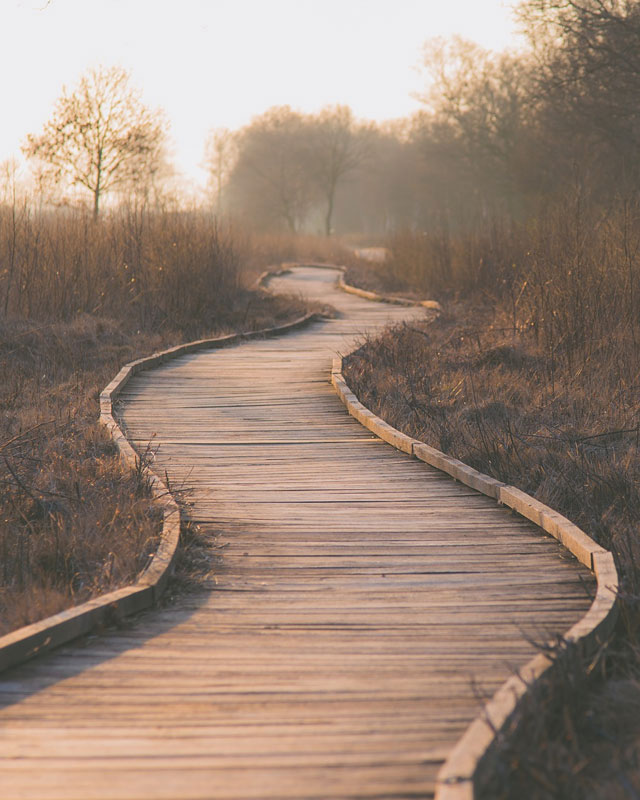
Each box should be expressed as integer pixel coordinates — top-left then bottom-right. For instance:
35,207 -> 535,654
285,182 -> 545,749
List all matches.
0,314 -> 163,634
0,204 -> 319,634
343,198 -> 640,797
343,258 -> 412,296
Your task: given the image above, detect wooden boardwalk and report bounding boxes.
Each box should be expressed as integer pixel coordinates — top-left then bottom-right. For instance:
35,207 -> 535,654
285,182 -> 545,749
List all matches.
0,267 -> 593,799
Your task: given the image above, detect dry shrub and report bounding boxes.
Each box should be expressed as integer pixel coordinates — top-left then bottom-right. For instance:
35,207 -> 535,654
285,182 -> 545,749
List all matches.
475,638 -> 640,800
344,196 -> 640,796
381,219 -> 522,298
0,422 -> 160,634
343,258 -> 415,296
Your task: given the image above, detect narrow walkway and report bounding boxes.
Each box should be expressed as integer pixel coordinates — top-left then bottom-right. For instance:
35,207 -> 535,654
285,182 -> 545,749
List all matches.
0,268 -> 592,799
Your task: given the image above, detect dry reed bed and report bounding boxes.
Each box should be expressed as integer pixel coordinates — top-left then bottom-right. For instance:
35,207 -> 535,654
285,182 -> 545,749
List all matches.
343,202 -> 640,798
0,206 -> 334,636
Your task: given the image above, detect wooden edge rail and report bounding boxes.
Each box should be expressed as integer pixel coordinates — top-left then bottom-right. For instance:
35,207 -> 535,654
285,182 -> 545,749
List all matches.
331,354 -> 619,800
0,311 -> 319,674
256,261 -> 442,311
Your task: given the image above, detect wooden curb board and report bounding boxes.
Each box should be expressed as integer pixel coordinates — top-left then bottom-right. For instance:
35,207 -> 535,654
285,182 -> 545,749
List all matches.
331,353 -> 618,800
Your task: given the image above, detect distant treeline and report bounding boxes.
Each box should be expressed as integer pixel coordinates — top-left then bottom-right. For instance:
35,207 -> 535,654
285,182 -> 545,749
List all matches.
211,1 -> 640,234
7,2 -> 640,236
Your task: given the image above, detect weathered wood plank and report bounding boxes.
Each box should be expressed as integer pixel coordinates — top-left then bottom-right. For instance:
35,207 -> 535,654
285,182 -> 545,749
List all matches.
0,267 -> 593,799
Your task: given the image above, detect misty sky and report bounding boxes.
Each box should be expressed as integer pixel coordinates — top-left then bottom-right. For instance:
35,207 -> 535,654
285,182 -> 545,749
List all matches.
2,0 -> 523,190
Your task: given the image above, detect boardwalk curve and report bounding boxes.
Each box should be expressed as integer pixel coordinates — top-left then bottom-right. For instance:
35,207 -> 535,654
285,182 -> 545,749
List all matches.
0,312 -> 318,674
0,266 -> 599,799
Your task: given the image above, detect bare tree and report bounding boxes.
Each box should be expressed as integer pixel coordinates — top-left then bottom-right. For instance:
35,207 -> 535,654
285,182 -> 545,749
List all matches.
23,66 -> 168,218
227,107 -> 316,232
0,158 -> 23,206
417,37 -> 535,217
517,0 -> 640,192
310,106 -> 371,236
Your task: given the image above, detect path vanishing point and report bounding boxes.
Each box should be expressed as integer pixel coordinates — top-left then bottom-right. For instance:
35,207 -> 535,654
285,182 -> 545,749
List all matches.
0,267 -> 593,799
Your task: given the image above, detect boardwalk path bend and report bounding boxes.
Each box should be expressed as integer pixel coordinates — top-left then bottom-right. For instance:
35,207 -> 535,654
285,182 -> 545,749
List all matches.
0,267 -> 593,799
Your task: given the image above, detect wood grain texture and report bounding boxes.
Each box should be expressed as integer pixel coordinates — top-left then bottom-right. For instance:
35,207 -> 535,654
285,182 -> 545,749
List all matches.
0,267 -> 593,799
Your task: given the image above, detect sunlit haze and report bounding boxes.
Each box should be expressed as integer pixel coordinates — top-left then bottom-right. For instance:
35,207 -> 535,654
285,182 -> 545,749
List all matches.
2,0 -> 523,192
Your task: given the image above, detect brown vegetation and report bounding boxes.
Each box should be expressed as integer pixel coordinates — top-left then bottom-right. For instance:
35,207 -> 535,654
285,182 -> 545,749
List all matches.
0,205 -> 331,634
5,0 -> 640,789
343,200 -> 640,797
243,230 -> 359,280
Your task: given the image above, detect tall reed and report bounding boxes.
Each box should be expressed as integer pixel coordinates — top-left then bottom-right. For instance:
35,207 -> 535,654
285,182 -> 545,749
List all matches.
0,204 -> 242,333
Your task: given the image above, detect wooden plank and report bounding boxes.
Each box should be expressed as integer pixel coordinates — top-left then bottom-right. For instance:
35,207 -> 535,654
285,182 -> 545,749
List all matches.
0,266 -> 594,800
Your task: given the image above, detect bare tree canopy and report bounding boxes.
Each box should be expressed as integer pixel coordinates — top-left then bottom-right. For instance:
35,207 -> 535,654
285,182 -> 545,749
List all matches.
220,105 -> 371,234
226,107 -> 316,233
207,2 -> 640,234
516,0 -> 640,188
309,106 -> 371,236
23,66 -> 168,217
418,37 -> 534,213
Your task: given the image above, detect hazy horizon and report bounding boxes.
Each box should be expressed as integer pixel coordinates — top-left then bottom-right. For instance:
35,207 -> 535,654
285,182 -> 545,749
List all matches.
2,0 -> 523,192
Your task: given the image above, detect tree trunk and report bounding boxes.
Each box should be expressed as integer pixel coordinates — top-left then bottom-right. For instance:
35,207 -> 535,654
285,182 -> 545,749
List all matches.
324,192 -> 334,237
324,173 -> 339,237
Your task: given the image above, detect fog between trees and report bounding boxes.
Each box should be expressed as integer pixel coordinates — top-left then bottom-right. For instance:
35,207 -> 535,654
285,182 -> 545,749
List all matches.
12,1 -> 640,234
217,0 -> 640,235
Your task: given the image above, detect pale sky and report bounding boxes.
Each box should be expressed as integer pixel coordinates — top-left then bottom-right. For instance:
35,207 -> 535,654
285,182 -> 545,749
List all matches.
1,0 -> 523,191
